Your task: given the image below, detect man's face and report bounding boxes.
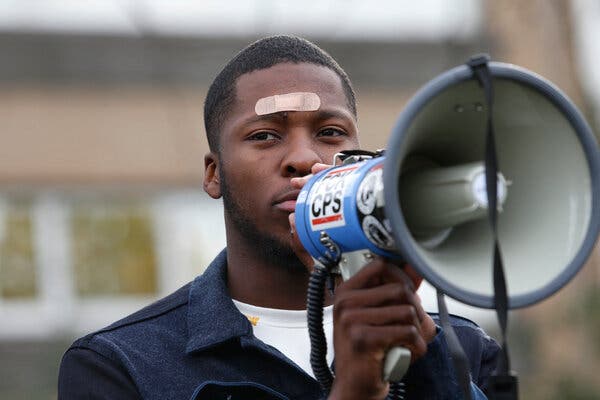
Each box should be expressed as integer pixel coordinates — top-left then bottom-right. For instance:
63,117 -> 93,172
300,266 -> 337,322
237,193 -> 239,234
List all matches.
209,62 -> 360,267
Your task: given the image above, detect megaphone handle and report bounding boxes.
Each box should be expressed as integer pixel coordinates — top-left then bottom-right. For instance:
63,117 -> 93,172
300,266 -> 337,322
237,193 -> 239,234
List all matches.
383,346 -> 411,382
337,251 -> 412,383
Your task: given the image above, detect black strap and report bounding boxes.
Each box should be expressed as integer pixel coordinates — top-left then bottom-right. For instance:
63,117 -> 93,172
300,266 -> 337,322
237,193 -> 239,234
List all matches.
468,54 -> 518,399
437,291 -> 473,400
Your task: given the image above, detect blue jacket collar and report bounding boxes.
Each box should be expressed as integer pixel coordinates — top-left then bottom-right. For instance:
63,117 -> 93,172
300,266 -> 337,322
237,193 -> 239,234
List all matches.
186,249 -> 253,354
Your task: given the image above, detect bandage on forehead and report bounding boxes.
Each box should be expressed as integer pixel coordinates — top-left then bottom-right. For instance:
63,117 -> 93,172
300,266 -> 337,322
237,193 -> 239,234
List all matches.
255,92 -> 321,115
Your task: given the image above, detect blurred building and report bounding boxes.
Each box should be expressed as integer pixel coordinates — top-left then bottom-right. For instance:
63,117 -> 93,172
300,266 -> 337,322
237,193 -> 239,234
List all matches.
0,0 -> 487,342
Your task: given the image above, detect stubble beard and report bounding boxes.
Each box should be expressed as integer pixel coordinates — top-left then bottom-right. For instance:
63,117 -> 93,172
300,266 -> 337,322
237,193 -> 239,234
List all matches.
220,168 -> 307,274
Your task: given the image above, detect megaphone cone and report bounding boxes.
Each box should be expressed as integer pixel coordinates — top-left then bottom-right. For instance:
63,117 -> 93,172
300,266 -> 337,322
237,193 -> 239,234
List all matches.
384,62 -> 600,309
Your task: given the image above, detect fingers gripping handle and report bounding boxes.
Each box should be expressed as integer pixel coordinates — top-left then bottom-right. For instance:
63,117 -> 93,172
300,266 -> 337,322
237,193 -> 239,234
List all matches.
338,251 -> 411,383
384,346 -> 411,382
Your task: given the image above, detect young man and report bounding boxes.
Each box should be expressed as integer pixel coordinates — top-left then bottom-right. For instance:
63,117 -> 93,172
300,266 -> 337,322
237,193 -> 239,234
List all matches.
58,36 -> 499,399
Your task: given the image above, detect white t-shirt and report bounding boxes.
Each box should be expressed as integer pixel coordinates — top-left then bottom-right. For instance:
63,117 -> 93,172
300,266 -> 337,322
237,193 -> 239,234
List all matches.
233,299 -> 334,378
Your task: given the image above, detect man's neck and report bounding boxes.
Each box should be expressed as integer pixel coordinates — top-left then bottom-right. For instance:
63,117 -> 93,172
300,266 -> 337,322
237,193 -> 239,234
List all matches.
225,236 -> 313,310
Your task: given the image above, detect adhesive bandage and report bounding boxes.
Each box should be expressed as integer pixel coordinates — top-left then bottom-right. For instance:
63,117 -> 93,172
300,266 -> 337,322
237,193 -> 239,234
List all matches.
255,92 -> 321,116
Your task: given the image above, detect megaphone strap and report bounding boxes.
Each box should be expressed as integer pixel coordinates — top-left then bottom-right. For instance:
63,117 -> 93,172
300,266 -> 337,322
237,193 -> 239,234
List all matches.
436,290 -> 474,400
469,55 -> 518,398
429,54 -> 516,400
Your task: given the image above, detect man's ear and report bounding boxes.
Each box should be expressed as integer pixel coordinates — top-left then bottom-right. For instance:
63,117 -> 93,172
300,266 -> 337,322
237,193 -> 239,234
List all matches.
203,152 -> 221,199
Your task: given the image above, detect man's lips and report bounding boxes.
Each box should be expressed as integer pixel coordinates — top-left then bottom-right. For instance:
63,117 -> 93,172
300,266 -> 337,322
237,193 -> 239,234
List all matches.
273,189 -> 301,212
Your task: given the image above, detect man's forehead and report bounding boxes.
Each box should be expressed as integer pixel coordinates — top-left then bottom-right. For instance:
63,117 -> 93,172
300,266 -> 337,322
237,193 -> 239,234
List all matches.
234,63 -> 344,105
224,62 -> 355,129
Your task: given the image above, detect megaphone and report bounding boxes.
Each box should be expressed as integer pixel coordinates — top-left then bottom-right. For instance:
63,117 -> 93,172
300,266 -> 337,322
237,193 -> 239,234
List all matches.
297,59 -> 600,390
297,61 -> 600,309
384,61 -> 600,309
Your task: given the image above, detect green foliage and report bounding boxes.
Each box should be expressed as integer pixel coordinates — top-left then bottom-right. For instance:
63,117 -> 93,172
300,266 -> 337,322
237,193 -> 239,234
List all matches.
579,287 -> 600,340
0,203 -> 37,299
72,204 -> 157,296
551,377 -> 600,400
513,281 -> 600,400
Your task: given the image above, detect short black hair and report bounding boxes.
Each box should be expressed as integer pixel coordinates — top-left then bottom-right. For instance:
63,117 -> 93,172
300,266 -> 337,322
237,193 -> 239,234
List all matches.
203,35 -> 357,152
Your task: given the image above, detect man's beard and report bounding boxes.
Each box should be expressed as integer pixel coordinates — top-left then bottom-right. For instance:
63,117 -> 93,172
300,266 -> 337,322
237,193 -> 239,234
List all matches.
220,169 -> 307,273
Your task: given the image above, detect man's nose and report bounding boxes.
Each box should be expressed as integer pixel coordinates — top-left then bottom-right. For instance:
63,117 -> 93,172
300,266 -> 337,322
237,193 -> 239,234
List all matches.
281,135 -> 322,177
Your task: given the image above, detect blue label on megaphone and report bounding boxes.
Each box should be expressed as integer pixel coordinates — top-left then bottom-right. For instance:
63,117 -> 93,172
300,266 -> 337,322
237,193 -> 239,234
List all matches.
295,157 -> 398,263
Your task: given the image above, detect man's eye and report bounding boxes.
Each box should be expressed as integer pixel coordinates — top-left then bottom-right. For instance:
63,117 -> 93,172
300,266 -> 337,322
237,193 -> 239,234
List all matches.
318,128 -> 346,137
248,131 -> 279,141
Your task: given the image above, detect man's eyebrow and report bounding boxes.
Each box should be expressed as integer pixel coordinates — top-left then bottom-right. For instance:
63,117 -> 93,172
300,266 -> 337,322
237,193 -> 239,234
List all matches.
240,112 -> 287,125
239,108 -> 354,126
314,109 -> 354,121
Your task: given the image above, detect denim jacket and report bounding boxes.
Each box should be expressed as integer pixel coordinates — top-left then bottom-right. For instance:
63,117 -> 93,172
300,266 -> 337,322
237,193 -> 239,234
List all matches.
58,249 -> 498,399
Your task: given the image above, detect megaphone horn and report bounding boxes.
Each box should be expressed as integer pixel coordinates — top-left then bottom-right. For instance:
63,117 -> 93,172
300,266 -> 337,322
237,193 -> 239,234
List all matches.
384,61 -> 600,309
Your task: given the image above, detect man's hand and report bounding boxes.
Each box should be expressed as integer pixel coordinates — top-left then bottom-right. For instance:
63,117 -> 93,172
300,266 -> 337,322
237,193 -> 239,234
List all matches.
328,259 -> 432,400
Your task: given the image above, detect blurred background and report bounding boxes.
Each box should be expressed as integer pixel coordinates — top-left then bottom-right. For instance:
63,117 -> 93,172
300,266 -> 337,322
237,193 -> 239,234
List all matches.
0,0 -> 599,398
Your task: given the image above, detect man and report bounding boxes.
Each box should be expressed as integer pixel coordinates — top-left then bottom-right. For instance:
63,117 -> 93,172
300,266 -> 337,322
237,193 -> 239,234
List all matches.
58,35 -> 499,399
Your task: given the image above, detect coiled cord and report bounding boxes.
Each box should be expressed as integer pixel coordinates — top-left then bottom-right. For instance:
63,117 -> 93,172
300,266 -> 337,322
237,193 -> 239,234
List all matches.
388,382 -> 406,400
307,265 -> 334,391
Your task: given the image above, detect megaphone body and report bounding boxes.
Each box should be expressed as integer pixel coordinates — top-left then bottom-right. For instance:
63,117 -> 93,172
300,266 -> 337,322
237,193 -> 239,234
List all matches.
295,157 -> 394,269
297,60 -> 600,384
296,155 -> 509,270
